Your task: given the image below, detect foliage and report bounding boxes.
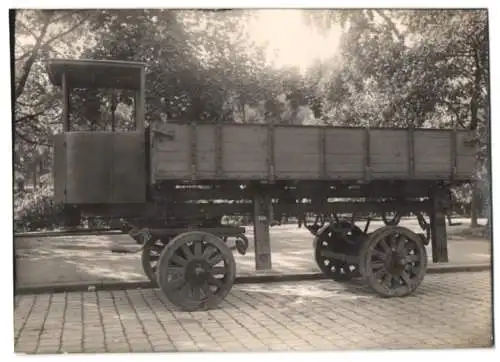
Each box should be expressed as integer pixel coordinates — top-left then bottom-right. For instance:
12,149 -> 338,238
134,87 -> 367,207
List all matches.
303,9 -> 489,129
14,183 -> 65,232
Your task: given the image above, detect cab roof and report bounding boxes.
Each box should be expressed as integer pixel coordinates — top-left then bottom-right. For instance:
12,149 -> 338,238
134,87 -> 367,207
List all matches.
47,58 -> 146,90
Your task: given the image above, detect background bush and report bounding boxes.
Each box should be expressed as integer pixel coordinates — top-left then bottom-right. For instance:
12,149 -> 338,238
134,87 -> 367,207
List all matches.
14,184 -> 66,232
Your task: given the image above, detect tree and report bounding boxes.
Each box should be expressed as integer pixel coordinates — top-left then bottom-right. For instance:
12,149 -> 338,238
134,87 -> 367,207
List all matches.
303,9 -> 490,225
13,9 -> 98,186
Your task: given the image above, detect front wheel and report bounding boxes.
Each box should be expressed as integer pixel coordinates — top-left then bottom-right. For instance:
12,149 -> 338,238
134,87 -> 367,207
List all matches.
156,231 -> 236,311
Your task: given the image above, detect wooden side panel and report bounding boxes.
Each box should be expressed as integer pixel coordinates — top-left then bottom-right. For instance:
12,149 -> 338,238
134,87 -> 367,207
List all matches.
153,123 -> 191,179
150,122 -> 477,182
370,129 -> 409,177
274,127 -> 321,179
196,124 -> 217,178
414,130 -> 452,178
222,125 -> 267,178
455,130 -> 477,179
325,128 -> 364,179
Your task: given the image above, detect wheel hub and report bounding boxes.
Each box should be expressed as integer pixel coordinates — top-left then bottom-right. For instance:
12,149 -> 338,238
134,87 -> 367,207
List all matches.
185,260 -> 211,285
386,251 -> 406,274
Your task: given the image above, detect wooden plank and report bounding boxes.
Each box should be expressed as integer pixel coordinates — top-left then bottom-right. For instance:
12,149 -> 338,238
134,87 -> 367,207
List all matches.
364,128 -> 371,180
455,130 -> 477,179
196,124 -> 216,178
369,129 -> 409,177
319,127 -> 326,179
274,127 -> 321,178
253,194 -> 272,270
408,127 -> 415,177
430,188 -> 449,262
153,124 -> 191,179
222,125 -> 267,178
324,128 -> 364,179
450,128 -> 457,179
150,123 -> 476,182
414,130 -> 452,178
216,123 -> 223,178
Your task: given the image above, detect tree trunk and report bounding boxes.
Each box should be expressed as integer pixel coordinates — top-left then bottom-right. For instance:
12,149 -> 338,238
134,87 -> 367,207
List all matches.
469,48 -> 483,228
470,181 -> 479,228
32,165 -> 38,191
242,103 -> 246,123
15,13 -> 52,100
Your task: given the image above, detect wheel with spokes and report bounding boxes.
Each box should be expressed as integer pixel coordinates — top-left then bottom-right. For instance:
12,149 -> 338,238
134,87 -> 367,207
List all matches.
359,226 -> 428,297
141,237 -> 170,282
314,221 -> 365,281
156,231 -> 236,311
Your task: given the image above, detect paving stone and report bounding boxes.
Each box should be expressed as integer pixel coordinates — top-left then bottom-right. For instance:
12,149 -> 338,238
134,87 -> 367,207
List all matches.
14,271 -> 493,353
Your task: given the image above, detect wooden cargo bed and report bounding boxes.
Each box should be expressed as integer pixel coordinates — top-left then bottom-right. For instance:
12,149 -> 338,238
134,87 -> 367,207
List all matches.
150,122 -> 476,183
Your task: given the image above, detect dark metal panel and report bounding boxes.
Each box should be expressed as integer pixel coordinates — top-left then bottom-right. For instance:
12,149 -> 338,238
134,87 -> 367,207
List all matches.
65,133 -> 112,204
111,132 -> 147,203
267,125 -> 275,182
136,66 -> 146,132
62,72 -> 70,131
52,134 -> 67,203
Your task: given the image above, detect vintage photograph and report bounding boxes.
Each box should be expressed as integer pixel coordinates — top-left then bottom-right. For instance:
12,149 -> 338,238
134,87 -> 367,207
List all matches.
12,7 -> 492,354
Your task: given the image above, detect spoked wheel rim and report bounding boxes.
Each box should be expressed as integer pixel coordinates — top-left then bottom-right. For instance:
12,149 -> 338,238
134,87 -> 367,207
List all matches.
157,231 -> 236,311
363,226 -> 428,297
314,223 -> 362,281
141,237 -> 169,282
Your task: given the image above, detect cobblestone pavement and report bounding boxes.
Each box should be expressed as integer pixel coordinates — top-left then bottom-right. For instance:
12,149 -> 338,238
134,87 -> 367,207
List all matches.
14,271 -> 493,354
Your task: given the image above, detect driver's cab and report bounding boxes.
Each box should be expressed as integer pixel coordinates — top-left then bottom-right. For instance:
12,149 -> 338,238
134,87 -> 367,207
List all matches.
48,59 -> 147,205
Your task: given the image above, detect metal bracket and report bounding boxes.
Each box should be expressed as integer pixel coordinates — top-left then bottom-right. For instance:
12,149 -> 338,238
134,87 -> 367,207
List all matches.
152,129 -> 175,140
463,135 -> 478,147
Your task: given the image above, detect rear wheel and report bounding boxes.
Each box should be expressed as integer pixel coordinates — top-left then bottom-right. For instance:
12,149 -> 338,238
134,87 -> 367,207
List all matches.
141,237 -> 170,282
